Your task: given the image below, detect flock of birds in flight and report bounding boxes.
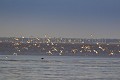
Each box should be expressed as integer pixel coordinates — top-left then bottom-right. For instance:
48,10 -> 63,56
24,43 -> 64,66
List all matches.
9,36 -> 120,57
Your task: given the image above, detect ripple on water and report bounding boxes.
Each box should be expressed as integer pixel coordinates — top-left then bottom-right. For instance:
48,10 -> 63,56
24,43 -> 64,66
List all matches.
0,56 -> 120,80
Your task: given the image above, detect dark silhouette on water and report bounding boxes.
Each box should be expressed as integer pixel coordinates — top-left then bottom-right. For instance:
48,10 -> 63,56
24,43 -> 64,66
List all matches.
41,58 -> 44,60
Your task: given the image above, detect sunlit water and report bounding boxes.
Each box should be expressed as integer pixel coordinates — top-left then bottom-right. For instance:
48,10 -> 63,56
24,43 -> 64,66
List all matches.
0,55 -> 120,80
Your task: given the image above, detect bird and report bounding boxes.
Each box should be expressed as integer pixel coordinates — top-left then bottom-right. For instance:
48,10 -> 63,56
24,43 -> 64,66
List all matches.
41,58 -> 44,60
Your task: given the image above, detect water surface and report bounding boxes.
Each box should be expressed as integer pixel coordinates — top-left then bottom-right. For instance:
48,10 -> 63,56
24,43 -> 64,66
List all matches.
0,55 -> 120,80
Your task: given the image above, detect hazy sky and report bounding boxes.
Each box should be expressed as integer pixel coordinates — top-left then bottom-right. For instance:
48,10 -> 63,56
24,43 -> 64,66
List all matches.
0,0 -> 120,38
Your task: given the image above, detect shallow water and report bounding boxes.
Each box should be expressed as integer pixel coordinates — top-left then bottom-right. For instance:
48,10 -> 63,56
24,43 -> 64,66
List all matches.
0,55 -> 120,80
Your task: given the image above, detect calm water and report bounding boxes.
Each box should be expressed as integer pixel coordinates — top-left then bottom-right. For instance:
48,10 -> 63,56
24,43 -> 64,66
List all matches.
0,55 -> 120,80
